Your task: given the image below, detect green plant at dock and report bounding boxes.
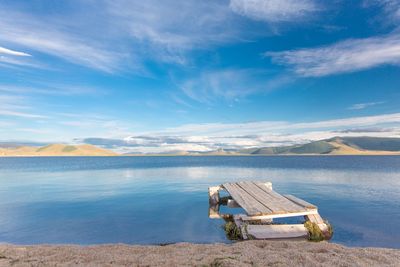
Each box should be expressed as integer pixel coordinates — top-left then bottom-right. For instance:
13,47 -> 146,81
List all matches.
223,221 -> 242,240
304,221 -> 325,242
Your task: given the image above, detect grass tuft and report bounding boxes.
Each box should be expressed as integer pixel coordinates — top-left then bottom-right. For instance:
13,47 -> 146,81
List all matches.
223,221 -> 242,240
304,221 -> 325,242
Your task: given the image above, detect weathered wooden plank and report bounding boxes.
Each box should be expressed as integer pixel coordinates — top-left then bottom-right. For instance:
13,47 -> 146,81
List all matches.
240,209 -> 318,221
208,207 -> 221,219
222,181 -> 316,217
208,186 -> 222,205
234,215 -> 247,240
237,181 -> 287,213
317,223 -> 329,233
255,182 -> 273,191
223,183 -> 261,215
305,213 -> 324,224
244,224 -> 308,239
225,182 -> 273,215
223,183 -> 272,216
284,194 -> 317,210
253,182 -> 306,212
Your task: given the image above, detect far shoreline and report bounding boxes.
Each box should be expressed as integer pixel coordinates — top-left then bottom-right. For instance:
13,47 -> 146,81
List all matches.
1,153 -> 400,157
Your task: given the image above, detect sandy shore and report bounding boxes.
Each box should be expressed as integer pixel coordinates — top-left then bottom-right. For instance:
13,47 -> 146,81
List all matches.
0,241 -> 399,267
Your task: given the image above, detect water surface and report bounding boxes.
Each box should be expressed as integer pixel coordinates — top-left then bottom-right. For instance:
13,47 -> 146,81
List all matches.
0,156 -> 399,248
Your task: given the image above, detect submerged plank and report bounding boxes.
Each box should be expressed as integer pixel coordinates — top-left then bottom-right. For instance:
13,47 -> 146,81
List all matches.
244,224 -> 308,239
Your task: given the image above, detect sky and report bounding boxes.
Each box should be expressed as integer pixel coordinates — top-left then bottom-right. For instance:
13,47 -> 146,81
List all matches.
0,0 -> 400,153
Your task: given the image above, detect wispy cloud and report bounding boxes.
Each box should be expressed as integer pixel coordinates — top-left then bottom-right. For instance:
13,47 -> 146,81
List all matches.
104,0 -> 246,65
0,46 -> 39,68
266,33 -> 400,76
158,113 -> 400,136
348,101 -> 385,110
0,1 -> 250,72
0,110 -> 48,119
0,0 -> 310,73
0,8 -> 131,72
180,69 -> 292,104
0,46 -> 31,57
0,121 -> 15,129
229,0 -> 318,22
0,84 -> 106,96
58,113 -> 135,139
0,95 -> 48,119
364,0 -> 400,24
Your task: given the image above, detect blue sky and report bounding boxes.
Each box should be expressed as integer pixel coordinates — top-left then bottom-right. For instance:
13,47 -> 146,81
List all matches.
1,0 -> 400,153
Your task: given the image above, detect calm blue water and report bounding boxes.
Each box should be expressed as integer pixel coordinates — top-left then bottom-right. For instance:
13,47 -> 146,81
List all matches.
0,156 -> 399,248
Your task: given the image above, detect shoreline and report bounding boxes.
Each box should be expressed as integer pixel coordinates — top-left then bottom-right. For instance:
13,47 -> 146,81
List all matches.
1,241 -> 399,266
1,153 -> 400,157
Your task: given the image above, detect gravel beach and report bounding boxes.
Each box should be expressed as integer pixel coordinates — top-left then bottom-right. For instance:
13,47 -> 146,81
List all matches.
1,240 -> 399,267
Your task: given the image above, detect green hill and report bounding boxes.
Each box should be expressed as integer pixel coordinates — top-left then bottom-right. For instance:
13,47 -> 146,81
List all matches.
245,140 -> 335,155
289,141 -> 335,154
330,137 -> 400,151
239,137 -> 400,155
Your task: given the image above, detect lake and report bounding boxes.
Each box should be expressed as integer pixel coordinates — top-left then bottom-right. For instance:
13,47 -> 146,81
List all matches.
0,156 -> 399,248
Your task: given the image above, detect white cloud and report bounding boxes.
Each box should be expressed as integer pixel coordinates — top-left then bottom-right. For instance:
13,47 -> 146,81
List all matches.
157,113 -> 400,136
15,128 -> 54,134
0,56 -> 38,68
0,84 -> 106,96
180,69 -> 292,104
0,46 -> 39,68
0,46 -> 30,57
0,1 -> 250,72
266,33 -> 400,76
0,95 -> 48,119
0,110 -> 48,119
104,0 -> 245,65
348,101 -> 385,110
364,0 -> 400,24
58,114 -> 135,139
0,7 -> 136,72
1,0 -> 312,72
80,112 -> 400,153
229,0 -> 318,22
0,123 -> 14,130
181,69 -> 260,103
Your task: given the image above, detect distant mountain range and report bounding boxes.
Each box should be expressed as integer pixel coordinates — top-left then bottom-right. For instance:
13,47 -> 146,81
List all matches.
237,137 -> 400,155
1,137 -> 400,156
0,144 -> 117,156
126,137 -> 400,156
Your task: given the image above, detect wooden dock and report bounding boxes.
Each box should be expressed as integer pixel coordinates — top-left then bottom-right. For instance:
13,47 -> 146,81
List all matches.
209,181 -> 329,240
